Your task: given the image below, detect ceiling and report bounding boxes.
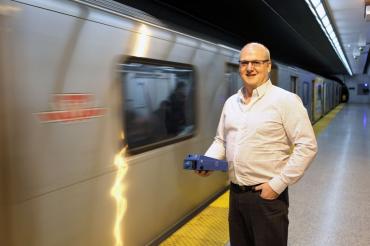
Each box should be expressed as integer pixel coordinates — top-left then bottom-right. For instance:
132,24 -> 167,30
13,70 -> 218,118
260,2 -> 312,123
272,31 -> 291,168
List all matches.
115,0 -> 370,78
326,0 -> 370,75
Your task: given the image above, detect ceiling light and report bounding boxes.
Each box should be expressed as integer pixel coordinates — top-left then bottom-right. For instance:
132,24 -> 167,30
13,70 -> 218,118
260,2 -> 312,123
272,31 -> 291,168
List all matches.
305,0 -> 352,75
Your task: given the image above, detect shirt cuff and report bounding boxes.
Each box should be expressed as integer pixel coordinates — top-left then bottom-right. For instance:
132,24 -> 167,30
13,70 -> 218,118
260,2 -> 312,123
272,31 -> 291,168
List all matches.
268,176 -> 288,194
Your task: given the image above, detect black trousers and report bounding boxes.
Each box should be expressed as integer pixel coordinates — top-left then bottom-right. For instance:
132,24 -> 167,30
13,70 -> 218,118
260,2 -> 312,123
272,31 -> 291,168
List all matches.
229,183 -> 289,246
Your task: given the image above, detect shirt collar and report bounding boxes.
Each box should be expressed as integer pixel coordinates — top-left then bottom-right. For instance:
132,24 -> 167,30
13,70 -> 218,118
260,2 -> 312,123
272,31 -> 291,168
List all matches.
237,79 -> 272,104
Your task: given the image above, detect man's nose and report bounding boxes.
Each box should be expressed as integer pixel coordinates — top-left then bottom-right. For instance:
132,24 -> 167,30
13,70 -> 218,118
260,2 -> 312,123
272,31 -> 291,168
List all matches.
246,63 -> 254,70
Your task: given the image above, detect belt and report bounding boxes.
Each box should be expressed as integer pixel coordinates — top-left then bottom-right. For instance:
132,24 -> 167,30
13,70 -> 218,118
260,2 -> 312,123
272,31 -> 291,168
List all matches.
230,182 -> 260,193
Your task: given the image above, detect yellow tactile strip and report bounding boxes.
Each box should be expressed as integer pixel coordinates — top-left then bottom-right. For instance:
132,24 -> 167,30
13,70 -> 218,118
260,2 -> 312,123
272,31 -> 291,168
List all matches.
160,191 -> 230,246
313,104 -> 345,135
160,104 -> 345,246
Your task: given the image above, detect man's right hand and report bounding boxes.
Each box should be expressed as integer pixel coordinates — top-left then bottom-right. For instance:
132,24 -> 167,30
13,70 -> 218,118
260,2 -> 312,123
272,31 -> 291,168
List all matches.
194,170 -> 213,177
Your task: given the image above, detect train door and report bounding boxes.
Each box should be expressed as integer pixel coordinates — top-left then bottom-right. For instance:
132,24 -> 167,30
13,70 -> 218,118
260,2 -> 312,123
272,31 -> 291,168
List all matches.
336,84 -> 341,105
226,63 -> 243,97
323,81 -> 328,114
328,81 -> 332,110
270,63 -> 278,86
312,78 -> 323,122
290,76 -> 299,94
330,81 -> 334,110
302,81 -> 312,121
324,81 -> 331,113
311,81 -> 315,121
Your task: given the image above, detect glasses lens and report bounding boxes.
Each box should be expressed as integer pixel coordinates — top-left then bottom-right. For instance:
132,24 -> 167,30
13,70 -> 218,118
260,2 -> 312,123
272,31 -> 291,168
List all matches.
239,60 -> 269,67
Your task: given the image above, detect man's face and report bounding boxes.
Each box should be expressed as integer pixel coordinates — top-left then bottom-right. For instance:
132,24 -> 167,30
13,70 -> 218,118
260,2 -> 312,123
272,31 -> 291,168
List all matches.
239,45 -> 271,89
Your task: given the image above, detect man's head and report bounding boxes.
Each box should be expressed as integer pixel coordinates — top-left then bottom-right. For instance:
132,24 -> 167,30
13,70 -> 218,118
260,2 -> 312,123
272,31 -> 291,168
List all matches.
239,42 -> 271,90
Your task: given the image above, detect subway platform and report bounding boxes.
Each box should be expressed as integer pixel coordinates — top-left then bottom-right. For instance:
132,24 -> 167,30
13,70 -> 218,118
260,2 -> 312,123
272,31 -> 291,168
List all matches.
160,103 -> 370,246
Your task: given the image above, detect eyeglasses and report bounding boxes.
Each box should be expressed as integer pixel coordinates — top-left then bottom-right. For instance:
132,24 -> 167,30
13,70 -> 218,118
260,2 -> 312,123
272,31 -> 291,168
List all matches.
239,60 -> 270,67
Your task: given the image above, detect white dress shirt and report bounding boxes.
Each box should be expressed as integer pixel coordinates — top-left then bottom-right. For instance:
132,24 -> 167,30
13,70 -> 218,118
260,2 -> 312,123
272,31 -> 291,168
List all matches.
205,79 -> 318,194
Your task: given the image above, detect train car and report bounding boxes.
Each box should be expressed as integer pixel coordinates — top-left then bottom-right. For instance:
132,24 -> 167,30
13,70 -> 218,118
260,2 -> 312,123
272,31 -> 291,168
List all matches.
270,63 -> 315,121
0,0 -> 343,245
0,1 -> 238,245
271,63 -> 343,123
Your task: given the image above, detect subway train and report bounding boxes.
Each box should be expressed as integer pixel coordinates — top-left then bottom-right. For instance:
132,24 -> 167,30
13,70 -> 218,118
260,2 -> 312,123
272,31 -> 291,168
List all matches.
0,0 -> 342,245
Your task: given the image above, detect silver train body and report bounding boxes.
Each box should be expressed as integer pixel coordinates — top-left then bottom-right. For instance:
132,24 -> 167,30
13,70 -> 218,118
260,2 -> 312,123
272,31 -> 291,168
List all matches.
0,0 -> 342,245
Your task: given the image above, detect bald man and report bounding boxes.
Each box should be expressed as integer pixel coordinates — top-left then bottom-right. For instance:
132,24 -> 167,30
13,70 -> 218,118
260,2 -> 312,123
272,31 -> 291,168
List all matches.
198,43 -> 317,245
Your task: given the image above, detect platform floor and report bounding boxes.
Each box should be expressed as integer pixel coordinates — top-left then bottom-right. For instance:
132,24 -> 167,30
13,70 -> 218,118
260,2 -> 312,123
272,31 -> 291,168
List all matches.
160,103 -> 370,246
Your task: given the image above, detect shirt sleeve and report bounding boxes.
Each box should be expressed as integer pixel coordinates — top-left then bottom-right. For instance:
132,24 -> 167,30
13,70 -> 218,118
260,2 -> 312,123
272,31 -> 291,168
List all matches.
269,94 -> 318,194
204,105 -> 226,160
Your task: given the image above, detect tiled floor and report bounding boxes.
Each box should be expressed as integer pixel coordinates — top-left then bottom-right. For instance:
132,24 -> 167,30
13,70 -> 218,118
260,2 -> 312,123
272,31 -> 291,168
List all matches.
288,104 -> 370,246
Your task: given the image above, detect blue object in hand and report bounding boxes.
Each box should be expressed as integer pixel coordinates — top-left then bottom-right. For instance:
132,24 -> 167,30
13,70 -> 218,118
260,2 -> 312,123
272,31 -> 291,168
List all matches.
183,154 -> 228,171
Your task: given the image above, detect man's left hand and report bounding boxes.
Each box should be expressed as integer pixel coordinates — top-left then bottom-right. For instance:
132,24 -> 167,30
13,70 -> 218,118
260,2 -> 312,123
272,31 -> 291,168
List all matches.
254,183 -> 279,200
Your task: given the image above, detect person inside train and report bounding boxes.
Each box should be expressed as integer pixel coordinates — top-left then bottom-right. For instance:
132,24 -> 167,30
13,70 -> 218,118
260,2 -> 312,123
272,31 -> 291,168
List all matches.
196,42 -> 318,246
165,81 -> 187,135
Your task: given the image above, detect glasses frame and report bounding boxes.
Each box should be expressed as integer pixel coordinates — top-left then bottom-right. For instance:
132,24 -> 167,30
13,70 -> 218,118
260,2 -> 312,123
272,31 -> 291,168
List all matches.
239,60 -> 270,67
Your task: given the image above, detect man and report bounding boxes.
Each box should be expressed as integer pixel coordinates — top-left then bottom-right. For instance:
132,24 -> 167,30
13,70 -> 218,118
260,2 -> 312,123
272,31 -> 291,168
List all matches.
197,42 -> 317,246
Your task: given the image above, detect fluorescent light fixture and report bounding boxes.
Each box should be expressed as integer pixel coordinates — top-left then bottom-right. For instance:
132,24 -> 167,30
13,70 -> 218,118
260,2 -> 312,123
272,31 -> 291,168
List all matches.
311,0 -> 321,7
329,31 -> 336,39
305,0 -> 352,75
322,16 -> 330,27
316,3 -> 326,18
326,25 -> 334,34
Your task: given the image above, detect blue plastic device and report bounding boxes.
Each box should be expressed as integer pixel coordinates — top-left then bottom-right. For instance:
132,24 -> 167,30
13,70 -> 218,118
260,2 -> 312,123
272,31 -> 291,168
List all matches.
183,154 -> 228,171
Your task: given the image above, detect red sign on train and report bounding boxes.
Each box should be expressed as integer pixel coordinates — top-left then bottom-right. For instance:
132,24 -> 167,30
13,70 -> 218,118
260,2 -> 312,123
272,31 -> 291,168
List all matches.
36,93 -> 107,123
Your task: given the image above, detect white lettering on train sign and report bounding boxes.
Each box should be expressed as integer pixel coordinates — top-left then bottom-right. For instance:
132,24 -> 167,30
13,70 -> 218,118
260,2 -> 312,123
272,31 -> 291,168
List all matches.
36,94 -> 107,123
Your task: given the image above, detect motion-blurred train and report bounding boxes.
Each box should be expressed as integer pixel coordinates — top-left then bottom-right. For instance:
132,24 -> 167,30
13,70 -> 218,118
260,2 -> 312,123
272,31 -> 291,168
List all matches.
0,0 -> 342,245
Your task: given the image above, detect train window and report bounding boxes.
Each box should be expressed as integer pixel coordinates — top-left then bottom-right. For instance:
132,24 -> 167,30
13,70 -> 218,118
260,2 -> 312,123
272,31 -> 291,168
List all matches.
120,57 -> 195,154
303,82 -> 309,106
318,85 -> 322,98
226,63 -> 243,97
357,83 -> 369,95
